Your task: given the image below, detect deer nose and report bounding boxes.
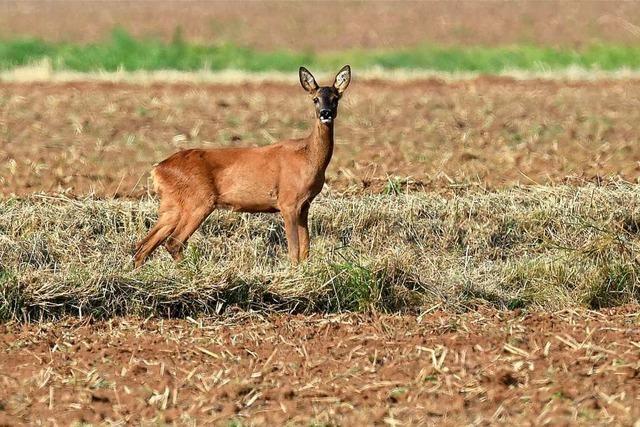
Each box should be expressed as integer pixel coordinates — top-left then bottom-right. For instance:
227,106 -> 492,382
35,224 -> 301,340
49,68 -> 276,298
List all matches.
319,109 -> 332,119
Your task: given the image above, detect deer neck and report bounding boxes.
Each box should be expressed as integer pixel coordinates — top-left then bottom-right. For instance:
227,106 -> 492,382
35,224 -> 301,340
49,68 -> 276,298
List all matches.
307,119 -> 334,173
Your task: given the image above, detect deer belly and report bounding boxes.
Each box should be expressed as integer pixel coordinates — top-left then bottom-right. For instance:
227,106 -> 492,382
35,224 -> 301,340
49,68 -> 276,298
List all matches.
213,160 -> 280,212
215,181 -> 279,213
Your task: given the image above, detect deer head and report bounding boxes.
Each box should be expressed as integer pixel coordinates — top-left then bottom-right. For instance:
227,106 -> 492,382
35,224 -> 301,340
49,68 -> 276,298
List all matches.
299,65 -> 351,124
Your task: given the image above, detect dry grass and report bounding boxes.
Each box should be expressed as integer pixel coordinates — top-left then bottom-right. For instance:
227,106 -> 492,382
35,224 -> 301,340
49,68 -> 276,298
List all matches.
1,184 -> 639,320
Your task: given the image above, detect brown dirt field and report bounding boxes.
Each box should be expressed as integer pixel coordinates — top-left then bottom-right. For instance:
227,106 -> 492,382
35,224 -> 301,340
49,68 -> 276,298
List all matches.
1,78 -> 640,197
0,307 -> 638,425
1,1 -> 640,50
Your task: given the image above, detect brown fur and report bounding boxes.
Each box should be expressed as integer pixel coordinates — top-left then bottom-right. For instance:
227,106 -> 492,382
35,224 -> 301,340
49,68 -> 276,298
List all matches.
133,66 -> 351,266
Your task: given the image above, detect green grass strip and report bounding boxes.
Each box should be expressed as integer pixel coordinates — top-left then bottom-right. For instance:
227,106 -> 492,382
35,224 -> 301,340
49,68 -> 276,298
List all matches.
1,28 -> 640,73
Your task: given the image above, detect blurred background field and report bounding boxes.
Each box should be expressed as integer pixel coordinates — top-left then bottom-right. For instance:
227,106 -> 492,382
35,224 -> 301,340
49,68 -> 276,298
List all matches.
3,28 -> 640,73
2,1 -> 640,48
2,1 -> 640,73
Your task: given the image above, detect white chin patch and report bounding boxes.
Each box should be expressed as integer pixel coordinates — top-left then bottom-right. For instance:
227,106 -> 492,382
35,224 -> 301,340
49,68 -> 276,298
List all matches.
321,118 -> 333,124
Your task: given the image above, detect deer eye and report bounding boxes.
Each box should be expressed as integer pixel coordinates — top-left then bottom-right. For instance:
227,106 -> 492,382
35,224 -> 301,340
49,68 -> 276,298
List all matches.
313,98 -> 319,104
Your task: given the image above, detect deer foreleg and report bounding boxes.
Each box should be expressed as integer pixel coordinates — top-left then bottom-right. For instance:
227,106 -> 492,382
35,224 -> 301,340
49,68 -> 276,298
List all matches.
282,208 -> 301,265
297,203 -> 310,261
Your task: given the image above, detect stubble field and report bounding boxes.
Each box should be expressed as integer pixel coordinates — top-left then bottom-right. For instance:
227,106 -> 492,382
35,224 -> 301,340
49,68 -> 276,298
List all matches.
2,78 -> 640,197
2,76 -> 640,426
2,1 -> 640,425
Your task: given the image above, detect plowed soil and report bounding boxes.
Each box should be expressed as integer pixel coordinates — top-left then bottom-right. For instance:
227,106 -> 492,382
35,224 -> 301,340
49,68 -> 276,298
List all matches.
2,78 -> 640,197
1,307 -> 638,425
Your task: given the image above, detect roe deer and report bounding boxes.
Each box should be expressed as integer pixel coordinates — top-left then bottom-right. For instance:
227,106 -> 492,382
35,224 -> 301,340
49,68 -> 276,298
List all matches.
133,65 -> 351,267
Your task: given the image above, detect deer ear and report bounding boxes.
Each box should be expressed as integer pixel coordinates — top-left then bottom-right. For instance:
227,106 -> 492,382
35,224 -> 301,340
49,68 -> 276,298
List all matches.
333,65 -> 351,95
299,67 -> 318,93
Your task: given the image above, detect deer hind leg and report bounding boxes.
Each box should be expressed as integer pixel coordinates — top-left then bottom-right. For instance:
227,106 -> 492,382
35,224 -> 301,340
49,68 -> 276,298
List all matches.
164,203 -> 214,262
133,201 -> 180,268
